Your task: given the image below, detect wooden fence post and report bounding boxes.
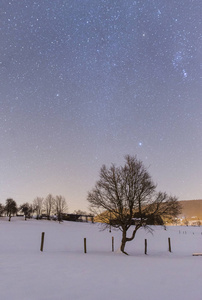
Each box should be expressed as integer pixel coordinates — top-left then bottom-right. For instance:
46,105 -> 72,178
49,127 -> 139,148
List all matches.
145,239 -> 147,255
84,238 -> 87,253
40,232 -> 45,252
168,237 -> 171,252
112,236 -> 114,252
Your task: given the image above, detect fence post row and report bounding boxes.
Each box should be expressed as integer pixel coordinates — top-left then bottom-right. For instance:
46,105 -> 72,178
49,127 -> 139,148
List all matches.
39,233 -> 179,254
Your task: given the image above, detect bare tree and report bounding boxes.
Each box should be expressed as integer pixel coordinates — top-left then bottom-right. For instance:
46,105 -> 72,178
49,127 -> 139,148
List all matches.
19,203 -> 33,220
87,155 -> 181,255
0,203 -> 4,216
55,195 -> 67,222
43,194 -> 55,220
4,198 -> 18,221
33,197 -> 43,219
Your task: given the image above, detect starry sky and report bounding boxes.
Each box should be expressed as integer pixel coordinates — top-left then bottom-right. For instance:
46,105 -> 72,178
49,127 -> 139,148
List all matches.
1,0 -> 202,212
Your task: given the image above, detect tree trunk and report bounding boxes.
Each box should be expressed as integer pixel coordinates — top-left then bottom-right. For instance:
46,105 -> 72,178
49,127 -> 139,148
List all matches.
120,225 -> 142,255
120,229 -> 128,255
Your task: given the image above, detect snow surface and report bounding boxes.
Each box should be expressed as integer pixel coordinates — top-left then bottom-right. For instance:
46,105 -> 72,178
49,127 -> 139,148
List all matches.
0,217 -> 201,300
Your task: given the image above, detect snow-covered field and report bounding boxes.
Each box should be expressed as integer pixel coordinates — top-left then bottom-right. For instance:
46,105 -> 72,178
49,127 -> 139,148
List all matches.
0,218 -> 201,300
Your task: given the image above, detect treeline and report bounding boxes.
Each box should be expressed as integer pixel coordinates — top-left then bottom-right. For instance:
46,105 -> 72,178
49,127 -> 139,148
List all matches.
0,194 -> 68,222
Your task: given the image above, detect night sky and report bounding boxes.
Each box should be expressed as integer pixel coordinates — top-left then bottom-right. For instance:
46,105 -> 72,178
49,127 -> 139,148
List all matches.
1,0 -> 202,212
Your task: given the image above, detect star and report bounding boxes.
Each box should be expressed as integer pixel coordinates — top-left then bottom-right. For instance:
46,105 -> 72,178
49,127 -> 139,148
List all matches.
183,69 -> 188,78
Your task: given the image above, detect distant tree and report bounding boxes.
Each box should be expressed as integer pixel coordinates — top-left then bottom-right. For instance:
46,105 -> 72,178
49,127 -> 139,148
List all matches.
4,198 -> 18,221
73,209 -> 88,215
43,194 -> 55,220
197,219 -> 201,227
19,203 -> 33,220
55,195 -> 67,222
173,217 -> 180,226
182,218 -> 189,226
33,197 -> 43,219
87,155 -> 181,255
0,203 -> 4,216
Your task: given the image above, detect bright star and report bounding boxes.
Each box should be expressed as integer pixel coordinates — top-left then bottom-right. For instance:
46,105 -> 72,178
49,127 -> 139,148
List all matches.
183,69 -> 188,78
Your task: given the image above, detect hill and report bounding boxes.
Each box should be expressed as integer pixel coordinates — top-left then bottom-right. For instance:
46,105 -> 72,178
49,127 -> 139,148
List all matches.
179,199 -> 202,220
95,200 -> 202,225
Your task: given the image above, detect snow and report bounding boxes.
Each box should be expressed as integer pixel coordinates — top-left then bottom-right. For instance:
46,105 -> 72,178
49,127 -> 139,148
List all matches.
0,218 -> 201,300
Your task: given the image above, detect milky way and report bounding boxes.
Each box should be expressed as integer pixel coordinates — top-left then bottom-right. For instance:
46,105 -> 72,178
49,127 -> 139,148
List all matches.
1,0 -> 202,211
